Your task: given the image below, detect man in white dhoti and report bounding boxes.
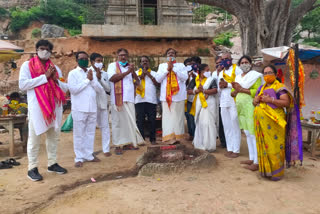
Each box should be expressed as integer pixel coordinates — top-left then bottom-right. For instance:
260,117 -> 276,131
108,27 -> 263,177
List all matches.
108,48 -> 144,155
218,52 -> 242,158
191,64 -> 218,152
156,48 -> 188,144
68,51 -> 104,167
89,53 -> 112,157
135,56 -> 160,145
19,40 -> 68,181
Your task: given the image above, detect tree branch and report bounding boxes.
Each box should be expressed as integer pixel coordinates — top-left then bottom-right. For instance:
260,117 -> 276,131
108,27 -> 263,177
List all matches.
310,3 -> 320,10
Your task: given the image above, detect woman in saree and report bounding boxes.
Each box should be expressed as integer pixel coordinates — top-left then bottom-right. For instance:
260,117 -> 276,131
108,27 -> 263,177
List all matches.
231,55 -> 263,171
253,65 -> 303,181
191,64 -> 218,152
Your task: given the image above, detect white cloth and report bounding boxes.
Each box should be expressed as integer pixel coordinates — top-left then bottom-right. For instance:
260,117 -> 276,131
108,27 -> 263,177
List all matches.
107,62 -> 135,104
161,100 -> 185,142
193,76 -> 218,151
235,70 -> 263,89
221,105 -> 241,153
68,66 -> 104,113
218,65 -> 243,107
244,130 -> 258,164
97,108 -> 110,153
156,62 -> 188,102
72,110 -> 97,162
89,66 -> 111,110
27,117 -> 59,170
111,102 -> 144,147
135,70 -> 158,104
19,61 -> 68,136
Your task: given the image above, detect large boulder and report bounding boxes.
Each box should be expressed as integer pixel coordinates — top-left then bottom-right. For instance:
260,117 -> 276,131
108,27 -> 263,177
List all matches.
41,24 -> 64,38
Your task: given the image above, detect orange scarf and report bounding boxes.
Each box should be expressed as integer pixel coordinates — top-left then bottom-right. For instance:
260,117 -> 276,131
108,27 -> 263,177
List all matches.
28,56 -> 65,125
166,61 -> 179,108
114,62 -> 123,107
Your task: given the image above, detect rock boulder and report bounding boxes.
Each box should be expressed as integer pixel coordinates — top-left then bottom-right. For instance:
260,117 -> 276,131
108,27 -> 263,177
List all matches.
41,24 -> 64,38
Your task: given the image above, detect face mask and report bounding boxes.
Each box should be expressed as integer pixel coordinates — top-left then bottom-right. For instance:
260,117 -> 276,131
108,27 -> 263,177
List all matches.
264,75 -> 276,84
37,50 -> 51,60
204,71 -> 211,78
119,61 -> 128,66
94,62 -> 103,69
78,59 -> 89,68
167,57 -> 175,62
191,63 -> 199,72
240,64 -> 251,73
221,59 -> 232,68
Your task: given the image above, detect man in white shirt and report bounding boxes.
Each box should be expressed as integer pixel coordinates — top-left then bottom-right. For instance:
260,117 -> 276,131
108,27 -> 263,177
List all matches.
108,48 -> 144,155
19,40 -> 68,181
89,53 -> 111,157
135,56 -> 160,145
68,51 -> 104,167
218,52 -> 242,158
156,48 -> 188,144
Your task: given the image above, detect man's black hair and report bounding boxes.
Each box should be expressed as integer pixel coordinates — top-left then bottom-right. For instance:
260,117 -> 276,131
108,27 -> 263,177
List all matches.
190,56 -> 202,64
116,48 -> 129,55
35,40 -> 53,51
9,92 -> 20,100
90,53 -> 103,62
75,51 -> 89,60
184,58 -> 192,66
139,55 -> 150,63
199,64 -> 209,72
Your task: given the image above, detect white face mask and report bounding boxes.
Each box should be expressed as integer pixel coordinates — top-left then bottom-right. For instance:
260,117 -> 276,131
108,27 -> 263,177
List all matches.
240,64 -> 251,73
94,62 -> 103,69
37,50 -> 51,60
204,71 -> 211,78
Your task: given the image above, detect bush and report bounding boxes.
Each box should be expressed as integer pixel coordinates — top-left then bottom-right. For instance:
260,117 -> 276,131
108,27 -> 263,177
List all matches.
213,32 -> 235,47
31,28 -> 41,38
197,48 -> 210,56
68,29 -> 82,36
0,7 -> 9,17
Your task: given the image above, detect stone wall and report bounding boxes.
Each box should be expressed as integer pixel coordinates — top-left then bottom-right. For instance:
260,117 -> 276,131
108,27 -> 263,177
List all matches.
0,0 -> 38,9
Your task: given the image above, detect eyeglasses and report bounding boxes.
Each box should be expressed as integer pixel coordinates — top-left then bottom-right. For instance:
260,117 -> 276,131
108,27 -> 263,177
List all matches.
263,71 -> 275,76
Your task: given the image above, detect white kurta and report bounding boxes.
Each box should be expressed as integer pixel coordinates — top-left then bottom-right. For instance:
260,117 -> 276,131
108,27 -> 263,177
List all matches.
156,62 -> 188,142
19,61 -> 68,136
135,70 -> 158,104
107,62 -> 144,147
193,76 -> 218,151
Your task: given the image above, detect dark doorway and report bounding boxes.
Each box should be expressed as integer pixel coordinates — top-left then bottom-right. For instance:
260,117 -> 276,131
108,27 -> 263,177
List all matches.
140,0 -> 158,25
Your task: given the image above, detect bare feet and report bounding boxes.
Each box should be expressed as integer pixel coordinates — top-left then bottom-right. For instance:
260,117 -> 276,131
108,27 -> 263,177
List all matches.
224,151 -> 233,157
74,161 -> 83,168
104,152 -> 112,157
240,160 -> 254,165
244,164 -> 259,171
229,153 -> 239,158
188,136 -> 194,141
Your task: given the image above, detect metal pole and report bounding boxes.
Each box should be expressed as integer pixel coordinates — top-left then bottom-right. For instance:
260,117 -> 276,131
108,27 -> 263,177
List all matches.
294,43 -> 300,107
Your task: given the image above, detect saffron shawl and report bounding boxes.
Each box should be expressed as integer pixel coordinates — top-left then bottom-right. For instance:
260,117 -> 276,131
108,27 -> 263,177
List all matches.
166,61 -> 179,108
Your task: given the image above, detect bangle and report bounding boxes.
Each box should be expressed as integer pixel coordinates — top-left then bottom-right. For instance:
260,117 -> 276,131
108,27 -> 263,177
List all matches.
272,97 -> 275,103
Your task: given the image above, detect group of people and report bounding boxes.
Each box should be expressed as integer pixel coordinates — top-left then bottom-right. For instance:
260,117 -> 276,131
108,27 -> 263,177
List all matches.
19,39 -> 302,182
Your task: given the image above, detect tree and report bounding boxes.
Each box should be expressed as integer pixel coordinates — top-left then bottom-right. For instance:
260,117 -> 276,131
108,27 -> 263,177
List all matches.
190,0 -> 320,56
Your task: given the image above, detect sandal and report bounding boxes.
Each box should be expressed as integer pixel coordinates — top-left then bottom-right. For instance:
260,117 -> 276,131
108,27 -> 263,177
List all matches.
0,162 -> 13,169
115,147 -> 123,155
123,145 -> 139,150
6,158 -> 20,166
74,161 -> 83,168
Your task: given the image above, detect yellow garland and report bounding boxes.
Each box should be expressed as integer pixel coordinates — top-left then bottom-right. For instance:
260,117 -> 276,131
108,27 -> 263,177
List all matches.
222,64 -> 237,83
136,68 -> 151,98
190,75 -> 208,116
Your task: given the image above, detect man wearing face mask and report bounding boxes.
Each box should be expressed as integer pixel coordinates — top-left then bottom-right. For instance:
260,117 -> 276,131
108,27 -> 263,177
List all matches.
89,53 -> 111,157
135,56 -> 160,145
218,52 -> 242,158
19,40 -> 68,181
108,48 -> 144,155
68,51 -> 105,168
156,48 -> 188,144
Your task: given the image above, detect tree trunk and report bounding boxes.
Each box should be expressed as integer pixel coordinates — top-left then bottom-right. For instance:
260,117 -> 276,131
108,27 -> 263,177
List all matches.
191,0 -> 319,56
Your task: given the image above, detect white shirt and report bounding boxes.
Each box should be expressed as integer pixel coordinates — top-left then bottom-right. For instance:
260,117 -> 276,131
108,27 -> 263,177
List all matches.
68,66 -> 104,113
89,66 -> 111,110
156,62 -> 188,102
135,69 -> 158,104
218,65 -> 243,107
19,61 -> 68,136
107,62 -> 135,105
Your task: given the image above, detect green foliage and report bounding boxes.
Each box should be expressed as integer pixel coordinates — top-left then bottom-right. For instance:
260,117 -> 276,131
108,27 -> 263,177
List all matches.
8,0 -> 92,33
143,7 -> 157,25
213,32 -> 235,47
303,37 -> 320,48
68,29 -> 82,36
300,6 -> 320,37
196,48 -> 210,56
0,7 -> 9,17
31,28 -> 41,38
192,5 -> 232,24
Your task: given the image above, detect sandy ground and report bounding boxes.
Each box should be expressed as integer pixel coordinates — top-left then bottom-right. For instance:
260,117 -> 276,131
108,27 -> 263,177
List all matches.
0,114 -> 320,214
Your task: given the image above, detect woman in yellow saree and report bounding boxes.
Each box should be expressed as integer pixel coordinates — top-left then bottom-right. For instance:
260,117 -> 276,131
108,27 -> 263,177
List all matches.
253,65 -> 302,181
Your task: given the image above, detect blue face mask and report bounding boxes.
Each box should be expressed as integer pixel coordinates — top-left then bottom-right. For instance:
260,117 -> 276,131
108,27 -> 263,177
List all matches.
119,61 -> 128,66
221,59 -> 232,69
167,57 -> 175,62
191,63 -> 199,72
